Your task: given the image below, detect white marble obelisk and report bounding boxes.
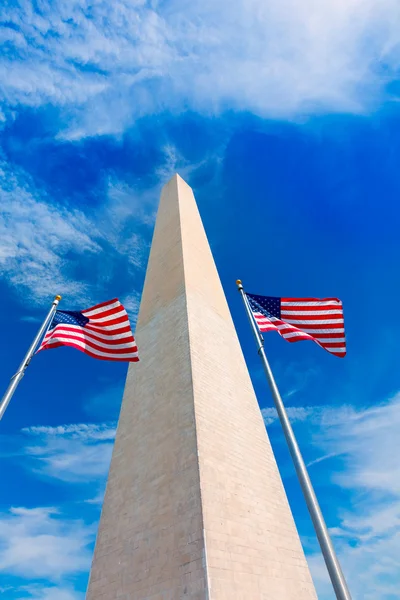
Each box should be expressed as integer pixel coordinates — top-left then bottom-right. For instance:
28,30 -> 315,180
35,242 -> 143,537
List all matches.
86,175 -> 317,599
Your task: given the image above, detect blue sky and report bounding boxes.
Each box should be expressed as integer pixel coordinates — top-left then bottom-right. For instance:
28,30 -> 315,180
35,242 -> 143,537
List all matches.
1,1 -> 400,598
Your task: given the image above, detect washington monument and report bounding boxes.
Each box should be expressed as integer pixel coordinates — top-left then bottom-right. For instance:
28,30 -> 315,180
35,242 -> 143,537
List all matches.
86,175 -> 317,599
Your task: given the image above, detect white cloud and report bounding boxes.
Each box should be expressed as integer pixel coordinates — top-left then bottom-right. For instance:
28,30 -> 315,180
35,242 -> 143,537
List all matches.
0,162 -> 155,307
120,292 -> 141,321
272,394 -> 400,599
314,395 -> 400,599
322,397 -> 400,496
22,422 -> 116,482
84,492 -> 106,506
1,0 -> 399,136
20,585 -> 84,600
0,506 -> 93,581
0,421 -> 117,596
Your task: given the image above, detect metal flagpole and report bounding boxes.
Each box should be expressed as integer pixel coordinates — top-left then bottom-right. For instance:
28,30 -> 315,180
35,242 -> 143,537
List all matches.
0,294 -> 62,421
236,280 -> 352,600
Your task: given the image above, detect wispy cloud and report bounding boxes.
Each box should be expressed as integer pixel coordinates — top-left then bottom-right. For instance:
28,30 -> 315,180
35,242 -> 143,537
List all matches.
19,316 -> 42,324
262,404 -> 327,426
256,360 -> 321,400
22,422 -> 116,483
0,161 -> 155,308
0,420 -> 118,597
20,585 -> 84,600
1,0 -> 399,138
0,162 -> 101,304
322,396 -> 400,496
0,506 -> 94,581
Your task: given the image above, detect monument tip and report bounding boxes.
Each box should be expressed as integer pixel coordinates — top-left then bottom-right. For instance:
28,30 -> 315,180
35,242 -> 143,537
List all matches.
165,172 -> 189,187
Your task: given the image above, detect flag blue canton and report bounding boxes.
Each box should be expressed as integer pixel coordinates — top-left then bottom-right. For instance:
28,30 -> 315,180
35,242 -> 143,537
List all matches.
50,310 -> 89,330
247,294 -> 281,319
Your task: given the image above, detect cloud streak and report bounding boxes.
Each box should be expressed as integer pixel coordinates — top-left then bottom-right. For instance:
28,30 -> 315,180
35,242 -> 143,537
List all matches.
22,422 -> 116,483
20,585 -> 84,600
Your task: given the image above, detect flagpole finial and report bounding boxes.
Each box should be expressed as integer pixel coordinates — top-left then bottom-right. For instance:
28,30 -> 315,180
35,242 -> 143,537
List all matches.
236,280 -> 243,290
54,295 -> 62,303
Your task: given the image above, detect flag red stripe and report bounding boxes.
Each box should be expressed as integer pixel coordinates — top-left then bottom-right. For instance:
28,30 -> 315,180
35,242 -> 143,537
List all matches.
284,336 -> 346,356
87,306 -> 126,321
82,298 -> 119,313
319,341 -> 346,348
84,323 -> 132,335
41,341 -> 139,362
89,314 -> 128,327
306,331 -> 344,339
282,297 -> 341,304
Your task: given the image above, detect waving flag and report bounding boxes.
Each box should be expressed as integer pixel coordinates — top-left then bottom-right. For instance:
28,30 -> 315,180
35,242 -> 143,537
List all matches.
246,293 -> 346,357
39,298 -> 139,362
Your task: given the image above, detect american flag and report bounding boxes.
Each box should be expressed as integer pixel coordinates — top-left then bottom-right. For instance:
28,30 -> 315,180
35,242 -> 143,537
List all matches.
38,298 -> 139,362
246,293 -> 346,358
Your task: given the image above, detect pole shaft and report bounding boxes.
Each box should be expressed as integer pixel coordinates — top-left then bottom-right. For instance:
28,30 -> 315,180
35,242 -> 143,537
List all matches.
0,295 -> 61,421
236,281 -> 351,600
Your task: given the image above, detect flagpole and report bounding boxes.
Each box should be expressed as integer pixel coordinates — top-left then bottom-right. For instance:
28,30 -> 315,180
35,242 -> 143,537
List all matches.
236,280 -> 351,600
0,294 -> 62,421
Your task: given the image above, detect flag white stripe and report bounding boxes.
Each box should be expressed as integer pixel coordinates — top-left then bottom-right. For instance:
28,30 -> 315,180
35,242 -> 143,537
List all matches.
259,325 -> 345,345
88,308 -> 126,323
282,331 -> 313,339
83,300 -> 121,317
86,321 -> 130,332
43,337 -> 138,359
297,327 -> 345,334
253,315 -> 344,331
281,309 -> 343,316
287,336 -> 346,343
43,324 -> 133,342
281,300 -> 342,307
254,313 -> 279,322
257,323 -> 345,334
325,346 -> 346,353
44,331 -> 136,351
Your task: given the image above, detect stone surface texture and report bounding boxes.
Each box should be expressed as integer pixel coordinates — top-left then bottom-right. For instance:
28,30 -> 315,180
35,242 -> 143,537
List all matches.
86,175 -> 317,599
